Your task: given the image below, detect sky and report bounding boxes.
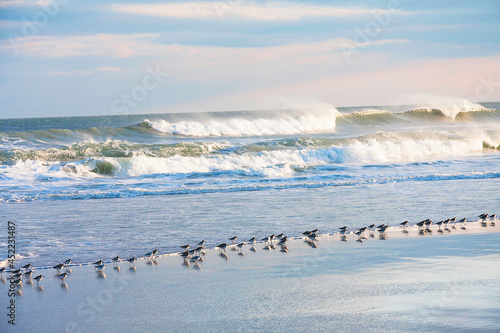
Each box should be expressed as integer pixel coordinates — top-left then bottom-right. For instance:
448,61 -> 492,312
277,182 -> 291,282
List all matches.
0,0 -> 499,119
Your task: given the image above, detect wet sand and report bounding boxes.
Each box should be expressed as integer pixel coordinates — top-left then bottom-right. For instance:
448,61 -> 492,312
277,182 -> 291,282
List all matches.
2,222 -> 500,332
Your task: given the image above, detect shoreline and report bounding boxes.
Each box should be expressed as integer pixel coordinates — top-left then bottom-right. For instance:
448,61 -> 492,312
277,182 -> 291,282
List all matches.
1,220 -> 499,332
2,219 -> 498,272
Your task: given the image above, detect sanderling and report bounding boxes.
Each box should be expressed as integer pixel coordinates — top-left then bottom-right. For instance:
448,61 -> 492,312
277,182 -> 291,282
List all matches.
229,236 -> 238,244
63,259 -> 72,266
23,270 -> 33,279
112,256 -> 120,265
237,242 -> 245,256
400,221 -> 409,230
57,272 -> 68,281
22,263 -> 32,271
93,260 -> 103,266
53,263 -> 64,273
94,264 -> 106,271
34,274 -> 43,285
197,240 -> 206,247
459,218 -> 467,229
0,267 -> 5,277
126,257 -> 136,266
180,244 -> 190,250
277,236 -> 288,245
216,243 -> 228,253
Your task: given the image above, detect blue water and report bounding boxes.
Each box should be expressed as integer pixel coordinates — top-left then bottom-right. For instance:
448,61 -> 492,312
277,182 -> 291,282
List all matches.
0,101 -> 499,267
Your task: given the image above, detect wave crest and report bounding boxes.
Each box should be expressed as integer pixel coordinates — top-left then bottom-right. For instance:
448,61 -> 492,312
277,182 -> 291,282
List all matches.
143,109 -> 340,137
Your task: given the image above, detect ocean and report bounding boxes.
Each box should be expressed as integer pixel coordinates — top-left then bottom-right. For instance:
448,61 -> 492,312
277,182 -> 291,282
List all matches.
1,101 -> 499,267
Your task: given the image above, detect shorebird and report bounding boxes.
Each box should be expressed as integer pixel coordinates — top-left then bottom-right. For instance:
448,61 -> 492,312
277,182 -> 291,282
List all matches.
236,242 -> 245,255
22,263 -> 32,271
368,224 -> 375,230
126,257 -> 136,266
180,251 -> 190,260
57,272 -> 68,282
11,269 -> 21,274
216,243 -> 228,253
490,214 -> 497,220
229,236 -> 238,244
190,255 -> 202,262
450,217 -> 457,229
12,272 -> 22,279
180,244 -> 190,250
277,236 -> 288,245
63,259 -> 72,266
261,235 -> 275,245
400,221 -> 409,230
23,270 -> 33,279
479,213 -> 489,220
112,256 -> 120,265
436,221 -> 444,231
0,267 -> 5,277
145,249 -> 158,260
248,237 -> 257,244
94,264 -> 106,271
275,233 -> 284,240
197,240 -> 206,247
424,220 -> 433,232
13,278 -> 22,287
93,260 -> 103,266
354,230 -> 363,241
459,218 -> 467,229
53,263 -> 64,273
34,274 -> 43,285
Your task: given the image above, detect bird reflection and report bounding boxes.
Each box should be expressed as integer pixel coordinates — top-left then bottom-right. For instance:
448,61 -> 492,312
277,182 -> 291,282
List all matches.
60,282 -> 68,291
96,271 -> 106,279
219,252 -> 228,260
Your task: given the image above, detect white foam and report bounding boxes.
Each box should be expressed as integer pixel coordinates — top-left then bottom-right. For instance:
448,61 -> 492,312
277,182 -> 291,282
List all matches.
144,109 -> 340,136
400,94 -> 486,118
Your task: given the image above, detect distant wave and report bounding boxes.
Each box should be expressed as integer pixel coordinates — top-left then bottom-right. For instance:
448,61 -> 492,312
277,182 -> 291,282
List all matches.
142,109 -> 340,137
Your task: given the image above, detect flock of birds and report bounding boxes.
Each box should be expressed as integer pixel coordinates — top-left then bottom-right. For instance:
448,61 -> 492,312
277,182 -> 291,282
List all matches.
1,213 -> 496,291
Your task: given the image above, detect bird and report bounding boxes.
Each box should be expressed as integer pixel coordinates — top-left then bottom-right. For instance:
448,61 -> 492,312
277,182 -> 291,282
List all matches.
261,235 -> 274,245
180,244 -> 190,250
0,267 -> 5,276
53,263 -> 64,273
13,278 -> 22,287
23,270 -> 33,279
277,236 -> 288,245
12,272 -> 22,279
145,249 -> 158,259
11,269 -> 21,274
275,233 -> 284,240
216,243 -> 228,253
180,251 -> 190,260
436,221 -> 444,230
400,221 -> 409,230
34,274 -> 43,285
190,255 -> 202,262
354,230 -> 363,240
479,213 -> 488,220
229,236 -> 238,244
236,242 -> 245,255
112,256 -> 120,265
368,224 -> 375,230
197,240 -> 206,247
459,218 -> 467,229
126,257 -> 136,266
248,237 -> 257,244
93,260 -> 103,266
94,264 -> 106,271
63,259 -> 72,266
57,272 -> 68,281
490,214 -> 496,220
22,263 -> 32,271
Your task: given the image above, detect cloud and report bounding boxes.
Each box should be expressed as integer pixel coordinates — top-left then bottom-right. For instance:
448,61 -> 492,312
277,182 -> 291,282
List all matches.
111,2 -> 406,21
1,32 -> 407,59
1,33 -> 159,58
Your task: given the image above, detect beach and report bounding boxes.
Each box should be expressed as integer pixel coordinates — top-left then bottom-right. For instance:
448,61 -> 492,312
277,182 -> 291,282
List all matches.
2,222 -> 500,333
